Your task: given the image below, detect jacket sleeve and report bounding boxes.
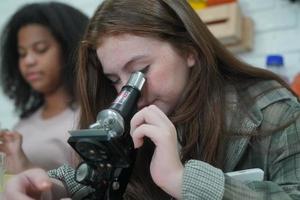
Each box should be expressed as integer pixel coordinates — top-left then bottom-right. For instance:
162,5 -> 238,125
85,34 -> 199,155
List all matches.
182,160 -> 225,200
182,102 -> 300,200
48,164 -> 94,199
223,104 -> 300,200
182,153 -> 300,200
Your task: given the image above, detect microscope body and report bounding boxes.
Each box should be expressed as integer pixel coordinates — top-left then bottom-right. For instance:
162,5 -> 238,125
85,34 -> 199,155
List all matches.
68,72 -> 145,199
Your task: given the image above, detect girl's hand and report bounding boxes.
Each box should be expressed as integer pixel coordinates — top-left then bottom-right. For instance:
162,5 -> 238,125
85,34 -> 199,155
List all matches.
130,105 -> 183,199
0,130 -> 32,173
4,168 -> 52,200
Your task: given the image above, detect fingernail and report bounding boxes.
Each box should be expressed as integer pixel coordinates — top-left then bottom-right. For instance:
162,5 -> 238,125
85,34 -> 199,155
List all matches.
40,181 -> 51,188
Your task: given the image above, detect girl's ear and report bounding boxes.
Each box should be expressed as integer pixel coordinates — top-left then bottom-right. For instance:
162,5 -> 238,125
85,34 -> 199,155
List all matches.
186,48 -> 197,68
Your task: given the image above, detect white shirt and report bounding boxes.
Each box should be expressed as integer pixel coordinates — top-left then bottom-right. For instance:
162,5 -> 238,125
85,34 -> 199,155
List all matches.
13,106 -> 79,171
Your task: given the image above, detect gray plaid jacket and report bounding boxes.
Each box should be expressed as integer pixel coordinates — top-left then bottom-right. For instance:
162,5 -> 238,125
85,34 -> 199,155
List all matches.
49,80 -> 300,199
183,80 -> 300,199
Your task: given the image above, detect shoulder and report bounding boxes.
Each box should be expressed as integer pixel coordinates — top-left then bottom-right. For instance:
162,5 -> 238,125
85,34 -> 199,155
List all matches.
226,80 -> 300,131
13,108 -> 43,130
56,106 -> 80,130
244,80 -> 300,128
245,80 -> 298,111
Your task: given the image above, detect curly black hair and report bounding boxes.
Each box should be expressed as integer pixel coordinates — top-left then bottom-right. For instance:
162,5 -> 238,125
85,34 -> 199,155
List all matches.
0,2 -> 88,118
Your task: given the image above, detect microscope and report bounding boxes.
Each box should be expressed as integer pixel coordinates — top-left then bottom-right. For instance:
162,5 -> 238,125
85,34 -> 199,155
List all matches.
68,71 -> 145,199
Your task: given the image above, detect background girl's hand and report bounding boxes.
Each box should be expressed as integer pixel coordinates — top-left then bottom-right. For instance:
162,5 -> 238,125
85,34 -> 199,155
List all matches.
0,130 -> 31,173
130,105 -> 183,199
4,168 -> 52,200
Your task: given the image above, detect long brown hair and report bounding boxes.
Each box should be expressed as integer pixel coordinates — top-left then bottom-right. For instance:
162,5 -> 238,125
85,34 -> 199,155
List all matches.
77,0 -> 288,199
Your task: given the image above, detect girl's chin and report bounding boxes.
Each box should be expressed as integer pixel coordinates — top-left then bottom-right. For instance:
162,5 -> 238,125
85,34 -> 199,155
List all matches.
154,104 -> 171,115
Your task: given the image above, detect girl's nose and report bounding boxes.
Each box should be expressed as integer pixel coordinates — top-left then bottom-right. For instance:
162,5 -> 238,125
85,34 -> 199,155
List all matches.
115,84 -> 123,93
23,52 -> 37,66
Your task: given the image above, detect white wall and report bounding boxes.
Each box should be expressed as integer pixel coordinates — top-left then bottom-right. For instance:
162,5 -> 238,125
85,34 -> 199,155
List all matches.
1,0 -> 300,128
238,0 -> 300,79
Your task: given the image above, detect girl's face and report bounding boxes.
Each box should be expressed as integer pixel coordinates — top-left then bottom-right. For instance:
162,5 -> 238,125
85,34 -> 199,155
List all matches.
18,24 -> 64,94
96,34 -> 196,115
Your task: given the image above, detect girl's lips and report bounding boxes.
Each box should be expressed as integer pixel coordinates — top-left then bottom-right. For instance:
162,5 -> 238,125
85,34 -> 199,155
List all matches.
137,100 -> 149,110
26,72 -> 41,81
137,100 -> 155,110
137,104 -> 146,110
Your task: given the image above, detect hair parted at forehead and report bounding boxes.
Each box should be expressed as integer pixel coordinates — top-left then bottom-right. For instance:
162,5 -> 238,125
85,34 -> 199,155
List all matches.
83,0 -> 218,76
86,1 -> 210,49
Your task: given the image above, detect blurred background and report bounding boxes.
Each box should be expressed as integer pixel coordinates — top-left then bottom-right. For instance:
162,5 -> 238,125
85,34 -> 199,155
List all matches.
0,0 -> 103,129
1,0 -> 300,128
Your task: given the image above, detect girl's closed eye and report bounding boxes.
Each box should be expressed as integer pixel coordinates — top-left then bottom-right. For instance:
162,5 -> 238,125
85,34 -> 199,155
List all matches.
140,65 -> 150,74
109,77 -> 121,85
35,43 -> 49,54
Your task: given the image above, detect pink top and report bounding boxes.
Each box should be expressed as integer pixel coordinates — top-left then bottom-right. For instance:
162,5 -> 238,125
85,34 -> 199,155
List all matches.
13,107 -> 79,171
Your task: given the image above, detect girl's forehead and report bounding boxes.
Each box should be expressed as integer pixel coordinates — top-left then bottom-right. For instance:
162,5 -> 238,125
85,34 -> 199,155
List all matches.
18,24 -> 55,46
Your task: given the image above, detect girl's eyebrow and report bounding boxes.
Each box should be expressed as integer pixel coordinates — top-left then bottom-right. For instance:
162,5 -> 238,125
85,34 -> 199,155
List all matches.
123,55 -> 147,70
18,40 -> 48,49
104,54 -> 147,76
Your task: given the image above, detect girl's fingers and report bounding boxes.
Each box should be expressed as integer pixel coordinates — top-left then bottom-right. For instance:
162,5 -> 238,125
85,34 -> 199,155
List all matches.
24,169 -> 52,191
1,132 -> 20,142
130,105 -> 177,149
5,168 -> 52,200
131,124 -> 160,148
131,105 -> 171,132
0,131 -> 8,143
